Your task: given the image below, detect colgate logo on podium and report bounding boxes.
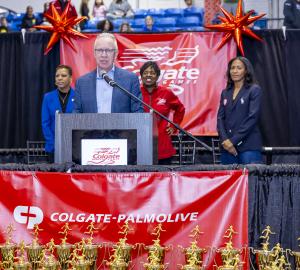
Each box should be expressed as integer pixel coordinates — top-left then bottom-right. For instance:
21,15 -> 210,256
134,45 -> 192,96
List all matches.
88,147 -> 121,165
13,206 -> 44,229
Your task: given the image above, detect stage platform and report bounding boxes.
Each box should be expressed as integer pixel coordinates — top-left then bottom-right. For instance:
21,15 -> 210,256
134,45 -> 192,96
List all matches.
0,163 -> 300,269
0,163 -> 299,250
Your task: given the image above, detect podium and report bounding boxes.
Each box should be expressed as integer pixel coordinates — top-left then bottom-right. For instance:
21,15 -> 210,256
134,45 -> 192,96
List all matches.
55,113 -> 157,165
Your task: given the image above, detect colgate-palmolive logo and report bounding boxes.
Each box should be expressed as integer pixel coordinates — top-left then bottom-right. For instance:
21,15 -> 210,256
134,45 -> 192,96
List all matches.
13,206 -> 43,229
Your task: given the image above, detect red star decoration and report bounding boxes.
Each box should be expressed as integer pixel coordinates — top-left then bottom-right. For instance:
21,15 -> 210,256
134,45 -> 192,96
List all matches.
205,0 -> 266,56
34,2 -> 89,55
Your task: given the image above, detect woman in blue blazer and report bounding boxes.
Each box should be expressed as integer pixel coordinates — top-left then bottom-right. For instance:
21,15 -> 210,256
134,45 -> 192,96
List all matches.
41,65 -> 75,162
217,57 -> 263,164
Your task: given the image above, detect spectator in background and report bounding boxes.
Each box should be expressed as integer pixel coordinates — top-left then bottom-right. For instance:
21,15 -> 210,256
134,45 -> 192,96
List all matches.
80,0 -> 90,18
47,0 -> 78,18
184,0 -> 194,8
42,65 -> 75,163
93,0 -> 107,20
97,19 -> 114,32
120,22 -> 132,32
143,15 -> 159,32
140,61 -> 185,165
80,0 -> 90,30
41,2 -> 52,25
213,1 -> 246,24
211,11 -> 222,24
21,5 -> 39,32
107,0 -> 134,19
217,56 -> 262,164
44,2 -> 50,12
0,17 -> 9,33
221,0 -> 244,14
283,0 -> 300,29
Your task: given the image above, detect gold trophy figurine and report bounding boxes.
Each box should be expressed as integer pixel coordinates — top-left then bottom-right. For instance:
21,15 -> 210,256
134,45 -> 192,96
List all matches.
0,224 -> 17,270
56,223 -> 73,270
83,222 -> 99,270
26,224 -> 44,270
265,243 -> 289,270
107,222 -> 133,270
277,255 -> 288,270
252,225 -> 276,270
144,224 -> 168,270
259,245 -> 288,270
107,238 -> 130,270
290,237 -> 300,270
214,225 -> 243,270
13,240 -> 31,270
41,239 -> 59,270
70,240 -> 90,270
179,225 -> 206,270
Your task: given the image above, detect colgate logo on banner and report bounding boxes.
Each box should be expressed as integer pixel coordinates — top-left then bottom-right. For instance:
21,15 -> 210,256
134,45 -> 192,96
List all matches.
119,46 -> 200,95
13,206 -> 44,229
88,148 -> 121,165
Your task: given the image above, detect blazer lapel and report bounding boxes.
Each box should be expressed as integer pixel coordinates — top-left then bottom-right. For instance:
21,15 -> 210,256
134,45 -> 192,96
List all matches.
232,85 -> 247,109
55,90 -> 62,112
66,89 -> 75,113
225,88 -> 234,111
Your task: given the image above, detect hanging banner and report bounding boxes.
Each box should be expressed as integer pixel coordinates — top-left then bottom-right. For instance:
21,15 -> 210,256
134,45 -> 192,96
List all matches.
60,33 -> 236,135
0,170 -> 247,269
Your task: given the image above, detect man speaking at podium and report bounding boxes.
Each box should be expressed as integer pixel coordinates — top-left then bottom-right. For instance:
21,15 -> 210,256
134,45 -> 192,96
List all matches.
73,33 -> 143,113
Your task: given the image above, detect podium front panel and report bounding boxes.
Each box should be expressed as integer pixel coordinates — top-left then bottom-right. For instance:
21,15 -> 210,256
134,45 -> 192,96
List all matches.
55,113 -> 157,165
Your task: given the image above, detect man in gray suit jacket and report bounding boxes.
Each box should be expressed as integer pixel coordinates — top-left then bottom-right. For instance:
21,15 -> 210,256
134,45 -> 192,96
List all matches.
73,33 -> 143,113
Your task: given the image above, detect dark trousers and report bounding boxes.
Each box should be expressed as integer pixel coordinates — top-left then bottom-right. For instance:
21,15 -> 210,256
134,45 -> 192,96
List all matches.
221,150 -> 262,165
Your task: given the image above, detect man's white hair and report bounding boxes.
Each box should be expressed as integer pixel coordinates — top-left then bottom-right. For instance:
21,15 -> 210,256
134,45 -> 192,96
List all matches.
94,33 -> 118,51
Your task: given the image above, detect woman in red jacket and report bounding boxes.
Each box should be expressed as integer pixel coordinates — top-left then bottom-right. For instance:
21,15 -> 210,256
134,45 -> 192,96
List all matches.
140,61 -> 185,165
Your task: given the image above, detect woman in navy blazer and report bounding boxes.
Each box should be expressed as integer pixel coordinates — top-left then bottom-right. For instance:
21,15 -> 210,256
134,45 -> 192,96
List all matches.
217,56 -> 262,164
41,65 -> 75,162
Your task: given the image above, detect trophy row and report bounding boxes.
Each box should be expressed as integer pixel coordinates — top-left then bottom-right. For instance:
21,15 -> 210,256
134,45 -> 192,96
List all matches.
0,223 -> 300,270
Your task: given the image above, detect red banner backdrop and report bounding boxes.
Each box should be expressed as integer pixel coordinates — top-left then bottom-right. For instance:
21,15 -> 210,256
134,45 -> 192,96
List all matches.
0,170 -> 248,269
60,33 -> 236,135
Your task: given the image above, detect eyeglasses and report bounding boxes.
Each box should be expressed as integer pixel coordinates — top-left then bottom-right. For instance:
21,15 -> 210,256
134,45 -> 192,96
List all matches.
94,48 -> 116,55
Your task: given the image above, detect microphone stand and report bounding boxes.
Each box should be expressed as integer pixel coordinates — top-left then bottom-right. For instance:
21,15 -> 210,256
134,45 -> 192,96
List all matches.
103,74 -> 212,164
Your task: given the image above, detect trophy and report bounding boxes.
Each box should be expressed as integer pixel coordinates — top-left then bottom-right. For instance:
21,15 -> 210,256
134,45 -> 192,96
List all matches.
260,243 -> 288,270
83,222 -> 100,270
107,222 -> 133,270
252,226 -> 275,270
70,240 -> 90,270
26,224 -> 44,270
42,239 -> 59,270
56,223 -> 73,270
179,226 -> 206,270
0,224 -> 16,270
289,237 -> 300,270
251,226 -> 289,270
214,225 -> 243,270
13,241 -> 30,270
144,224 -> 169,270
254,225 -> 275,269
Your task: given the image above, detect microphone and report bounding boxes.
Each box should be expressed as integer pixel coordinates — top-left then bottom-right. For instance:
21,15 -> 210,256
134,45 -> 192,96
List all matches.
99,70 -> 115,86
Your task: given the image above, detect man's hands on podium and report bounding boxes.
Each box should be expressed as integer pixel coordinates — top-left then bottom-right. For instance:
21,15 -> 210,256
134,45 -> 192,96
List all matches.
222,139 -> 238,156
